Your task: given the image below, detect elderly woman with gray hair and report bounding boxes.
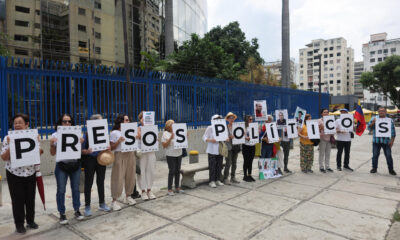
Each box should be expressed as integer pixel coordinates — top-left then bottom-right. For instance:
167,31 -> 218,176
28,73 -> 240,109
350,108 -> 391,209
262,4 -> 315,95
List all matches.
162,120 -> 184,196
81,114 -> 111,216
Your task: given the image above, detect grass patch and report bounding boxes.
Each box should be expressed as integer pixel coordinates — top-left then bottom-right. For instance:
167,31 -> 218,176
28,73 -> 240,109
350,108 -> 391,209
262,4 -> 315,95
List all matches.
393,210 -> 400,222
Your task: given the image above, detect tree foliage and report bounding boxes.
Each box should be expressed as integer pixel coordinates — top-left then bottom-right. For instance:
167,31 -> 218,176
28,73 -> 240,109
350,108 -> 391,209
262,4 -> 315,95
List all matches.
360,55 -> 400,108
0,32 -> 10,56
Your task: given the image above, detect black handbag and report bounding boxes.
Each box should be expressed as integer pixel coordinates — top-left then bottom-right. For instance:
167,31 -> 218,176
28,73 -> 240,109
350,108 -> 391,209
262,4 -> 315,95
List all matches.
58,160 -> 81,173
311,139 -> 320,146
181,148 -> 188,158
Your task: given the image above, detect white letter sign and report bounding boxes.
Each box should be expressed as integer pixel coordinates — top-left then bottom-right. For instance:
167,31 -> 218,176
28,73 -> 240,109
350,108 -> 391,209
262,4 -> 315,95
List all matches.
306,120 -> 320,139
375,118 -> 392,138
248,122 -> 259,145
286,119 -> 298,138
265,123 -> 279,143
87,119 -> 110,151
211,119 -> 228,142
9,129 -> 40,168
121,123 -> 138,152
340,114 -> 354,132
172,123 -> 188,149
56,126 -> 82,161
140,125 -> 159,152
232,122 -> 245,145
323,116 -> 336,134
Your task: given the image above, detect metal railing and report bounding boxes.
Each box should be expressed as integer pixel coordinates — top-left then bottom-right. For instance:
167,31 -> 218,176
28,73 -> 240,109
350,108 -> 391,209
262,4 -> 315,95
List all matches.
0,56 -> 329,139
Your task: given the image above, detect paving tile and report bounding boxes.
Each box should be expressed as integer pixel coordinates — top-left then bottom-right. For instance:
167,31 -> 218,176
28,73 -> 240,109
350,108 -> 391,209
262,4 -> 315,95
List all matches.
285,202 -> 390,240
23,227 -> 84,240
225,190 -> 299,216
251,220 -> 347,240
139,223 -> 216,240
185,184 -> 249,202
344,172 -> 400,187
180,204 -> 272,239
73,208 -> 170,240
137,194 -> 214,220
257,180 -> 321,200
281,172 -> 338,188
330,179 -> 400,201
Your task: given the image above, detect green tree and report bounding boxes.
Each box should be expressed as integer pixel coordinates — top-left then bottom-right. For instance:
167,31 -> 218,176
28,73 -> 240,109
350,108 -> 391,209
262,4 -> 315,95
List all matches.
0,32 -> 10,56
360,55 -> 400,108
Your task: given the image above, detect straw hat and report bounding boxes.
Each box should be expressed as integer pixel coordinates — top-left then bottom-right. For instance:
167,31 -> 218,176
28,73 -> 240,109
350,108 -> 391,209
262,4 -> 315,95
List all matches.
225,112 -> 237,120
97,150 -> 115,166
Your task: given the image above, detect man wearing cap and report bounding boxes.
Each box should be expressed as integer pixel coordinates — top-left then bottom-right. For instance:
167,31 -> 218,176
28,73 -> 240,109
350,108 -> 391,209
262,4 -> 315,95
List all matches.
223,112 -> 241,184
335,109 -> 353,171
203,115 -> 225,188
368,107 -> 396,175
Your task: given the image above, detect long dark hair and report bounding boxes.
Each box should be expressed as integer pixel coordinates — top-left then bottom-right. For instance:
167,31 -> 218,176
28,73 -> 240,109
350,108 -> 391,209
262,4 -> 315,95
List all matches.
244,115 -> 253,128
320,108 -> 328,115
304,114 -> 311,125
112,114 -> 129,130
55,114 -> 75,131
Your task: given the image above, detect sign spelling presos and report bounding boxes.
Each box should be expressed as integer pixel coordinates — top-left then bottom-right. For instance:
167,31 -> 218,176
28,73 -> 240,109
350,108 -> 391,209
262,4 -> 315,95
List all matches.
265,122 -> 279,143
211,119 -> 228,142
232,122 -> 246,145
286,119 -> 298,138
87,119 -> 110,151
140,125 -> 159,152
172,123 -> 188,149
306,120 -> 320,139
248,122 -> 259,145
121,122 -> 138,152
339,114 -> 354,132
375,118 -> 392,138
9,129 -> 41,168
323,115 -> 336,134
56,126 -> 82,161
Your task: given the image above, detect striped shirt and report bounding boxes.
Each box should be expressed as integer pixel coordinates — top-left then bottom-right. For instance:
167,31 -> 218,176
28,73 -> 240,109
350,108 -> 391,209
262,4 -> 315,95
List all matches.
368,116 -> 396,144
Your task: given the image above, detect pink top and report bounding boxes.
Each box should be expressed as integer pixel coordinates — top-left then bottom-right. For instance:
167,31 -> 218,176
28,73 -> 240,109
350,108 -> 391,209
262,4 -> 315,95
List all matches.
318,118 -> 332,141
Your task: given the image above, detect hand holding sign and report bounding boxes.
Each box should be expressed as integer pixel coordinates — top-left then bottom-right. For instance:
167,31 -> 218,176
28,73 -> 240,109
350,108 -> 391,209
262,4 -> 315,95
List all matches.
121,123 -> 138,152
323,116 -> 336,134
9,129 -> 41,168
375,118 -> 392,138
211,119 -> 228,142
56,126 -> 82,161
172,123 -> 188,149
232,122 -> 245,145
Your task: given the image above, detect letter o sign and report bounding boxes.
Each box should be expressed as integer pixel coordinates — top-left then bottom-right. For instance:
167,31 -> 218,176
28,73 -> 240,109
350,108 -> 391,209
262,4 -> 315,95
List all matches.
233,127 -> 244,139
143,131 -> 157,146
341,118 -> 352,128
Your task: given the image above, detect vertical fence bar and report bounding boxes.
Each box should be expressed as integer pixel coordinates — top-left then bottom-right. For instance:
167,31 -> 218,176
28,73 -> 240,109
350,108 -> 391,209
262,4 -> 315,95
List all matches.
87,66 -> 93,118
0,57 -> 8,138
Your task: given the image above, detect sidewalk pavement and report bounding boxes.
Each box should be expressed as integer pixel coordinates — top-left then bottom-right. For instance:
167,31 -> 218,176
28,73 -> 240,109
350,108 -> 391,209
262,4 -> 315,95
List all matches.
1,130 -> 400,240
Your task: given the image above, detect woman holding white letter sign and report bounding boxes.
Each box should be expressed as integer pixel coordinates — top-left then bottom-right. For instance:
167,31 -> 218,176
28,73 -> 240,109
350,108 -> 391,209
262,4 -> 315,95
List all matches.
1,113 -> 43,234
50,114 -> 85,224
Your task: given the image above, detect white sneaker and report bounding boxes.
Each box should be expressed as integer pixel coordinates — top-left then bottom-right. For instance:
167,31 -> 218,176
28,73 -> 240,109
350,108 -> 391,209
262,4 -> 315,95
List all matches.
148,191 -> 156,200
111,201 -> 121,211
167,191 -> 175,196
216,180 -> 224,186
124,196 -> 137,206
141,193 -> 149,201
209,181 -> 217,188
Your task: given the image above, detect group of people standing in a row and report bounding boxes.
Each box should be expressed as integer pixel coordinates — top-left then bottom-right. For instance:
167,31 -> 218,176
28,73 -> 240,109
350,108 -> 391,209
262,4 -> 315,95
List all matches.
1,112 -> 184,234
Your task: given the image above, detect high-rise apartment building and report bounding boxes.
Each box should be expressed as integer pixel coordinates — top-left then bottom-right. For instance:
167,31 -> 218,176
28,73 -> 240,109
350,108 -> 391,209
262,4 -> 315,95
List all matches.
353,61 -> 364,100
362,33 -> 399,108
298,37 -> 354,96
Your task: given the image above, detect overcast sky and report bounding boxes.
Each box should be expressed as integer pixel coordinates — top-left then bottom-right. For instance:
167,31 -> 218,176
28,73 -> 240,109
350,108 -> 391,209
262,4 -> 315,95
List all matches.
208,0 -> 400,63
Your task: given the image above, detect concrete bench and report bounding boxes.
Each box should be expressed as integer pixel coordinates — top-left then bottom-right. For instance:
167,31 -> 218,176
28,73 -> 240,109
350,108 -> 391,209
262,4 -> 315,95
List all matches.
180,162 -> 225,189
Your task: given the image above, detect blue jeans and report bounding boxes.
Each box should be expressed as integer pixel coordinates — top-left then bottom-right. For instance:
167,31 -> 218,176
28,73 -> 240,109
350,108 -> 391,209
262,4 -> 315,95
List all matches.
372,143 -> 394,170
261,143 -> 273,158
55,163 -> 81,214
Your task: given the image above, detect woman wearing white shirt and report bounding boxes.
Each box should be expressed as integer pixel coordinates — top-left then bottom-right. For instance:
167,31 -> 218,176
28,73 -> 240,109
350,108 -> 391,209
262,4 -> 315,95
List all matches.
110,114 -> 137,211
162,120 -> 184,196
1,113 -> 43,234
203,115 -> 225,188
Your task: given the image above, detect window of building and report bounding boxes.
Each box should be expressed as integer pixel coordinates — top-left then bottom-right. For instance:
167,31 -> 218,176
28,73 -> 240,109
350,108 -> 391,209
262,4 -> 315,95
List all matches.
337,80 -> 341,83
94,17 -> 101,24
370,51 -> 375,55
330,87 -> 333,91
329,74 -> 334,77
370,58 -> 375,63
313,55 -> 319,59
300,70 -> 304,74
15,49 -> 28,55
329,53 -> 333,57
391,48 -> 396,53
329,60 -> 333,64
78,41 -> 87,48
300,83 -> 304,86
35,10 -> 40,15
78,8 -> 86,15
337,46 -> 341,50
300,52 -> 303,56
324,48 -> 328,51
15,6 -> 30,13
378,50 -> 382,54
384,49 -> 388,53
34,23 -> 41,29
324,67 -> 328,71
337,86 -> 341,90
337,59 -> 341,63
95,32 -> 101,39
324,61 -> 328,65
324,54 -> 327,58
337,52 -> 341,56
78,24 -> 86,32
313,49 -> 319,53
95,1 -> 102,9
336,66 -> 341,70
14,34 -> 29,42
378,57 -> 382,62
95,47 -> 101,54
324,74 -> 328,78
15,20 -> 29,27
329,47 -> 334,50
337,73 -> 341,77
79,57 -> 88,63
329,80 -> 333,84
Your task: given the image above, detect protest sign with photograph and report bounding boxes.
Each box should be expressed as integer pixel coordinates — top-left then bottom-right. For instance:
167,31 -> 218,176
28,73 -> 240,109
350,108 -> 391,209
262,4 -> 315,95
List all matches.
254,100 -> 267,121
172,123 -> 188,149
121,122 -> 138,152
140,125 -> 159,152
56,126 -> 82,161
232,122 -> 246,145
143,112 -> 155,126
87,119 -> 110,151
211,119 -> 228,142
258,158 -> 281,179
9,129 -> 41,168
294,107 -> 306,126
275,109 -> 288,129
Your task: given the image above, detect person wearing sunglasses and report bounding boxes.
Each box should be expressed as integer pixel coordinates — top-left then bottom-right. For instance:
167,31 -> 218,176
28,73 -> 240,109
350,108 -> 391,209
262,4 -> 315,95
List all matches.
50,114 -> 85,224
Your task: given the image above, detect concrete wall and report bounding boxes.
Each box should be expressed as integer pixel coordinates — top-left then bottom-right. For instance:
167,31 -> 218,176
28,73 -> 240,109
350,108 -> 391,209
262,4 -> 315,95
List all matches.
0,128 -> 207,179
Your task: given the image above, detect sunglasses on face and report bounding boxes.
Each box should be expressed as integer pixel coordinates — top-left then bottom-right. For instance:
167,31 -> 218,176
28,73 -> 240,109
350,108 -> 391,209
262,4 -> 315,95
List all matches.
62,120 -> 72,124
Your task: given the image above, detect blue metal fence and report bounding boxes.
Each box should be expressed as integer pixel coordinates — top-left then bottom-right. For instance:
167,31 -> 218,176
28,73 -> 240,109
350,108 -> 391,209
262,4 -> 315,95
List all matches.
0,56 -> 329,139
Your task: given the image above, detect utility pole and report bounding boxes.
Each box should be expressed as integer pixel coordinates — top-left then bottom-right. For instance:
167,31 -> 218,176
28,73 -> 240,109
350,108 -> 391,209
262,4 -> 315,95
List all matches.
281,0 -> 290,88
318,54 -> 322,114
121,0 -> 133,118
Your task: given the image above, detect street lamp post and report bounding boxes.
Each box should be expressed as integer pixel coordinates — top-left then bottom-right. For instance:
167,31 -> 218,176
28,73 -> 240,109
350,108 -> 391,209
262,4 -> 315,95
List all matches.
318,54 -> 322,114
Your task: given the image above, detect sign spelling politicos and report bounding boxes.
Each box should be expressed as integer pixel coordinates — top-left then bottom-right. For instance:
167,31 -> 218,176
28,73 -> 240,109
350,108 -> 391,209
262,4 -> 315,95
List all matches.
56,126 -> 82,161
9,129 -> 41,168
265,123 -> 279,143
172,123 -> 188,149
211,119 -> 228,142
306,120 -> 320,139
323,116 -> 336,134
286,119 -> 298,138
375,118 -> 392,138
232,122 -> 245,145
248,122 -> 259,145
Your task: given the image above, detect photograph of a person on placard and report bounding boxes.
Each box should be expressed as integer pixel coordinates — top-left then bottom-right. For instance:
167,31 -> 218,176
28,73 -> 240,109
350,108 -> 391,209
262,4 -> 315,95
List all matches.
254,100 -> 267,121
295,108 -> 306,126
275,110 -> 288,129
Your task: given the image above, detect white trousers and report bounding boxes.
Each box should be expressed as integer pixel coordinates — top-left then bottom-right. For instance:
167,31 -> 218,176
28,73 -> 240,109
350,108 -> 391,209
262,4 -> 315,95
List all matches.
137,152 -> 156,191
